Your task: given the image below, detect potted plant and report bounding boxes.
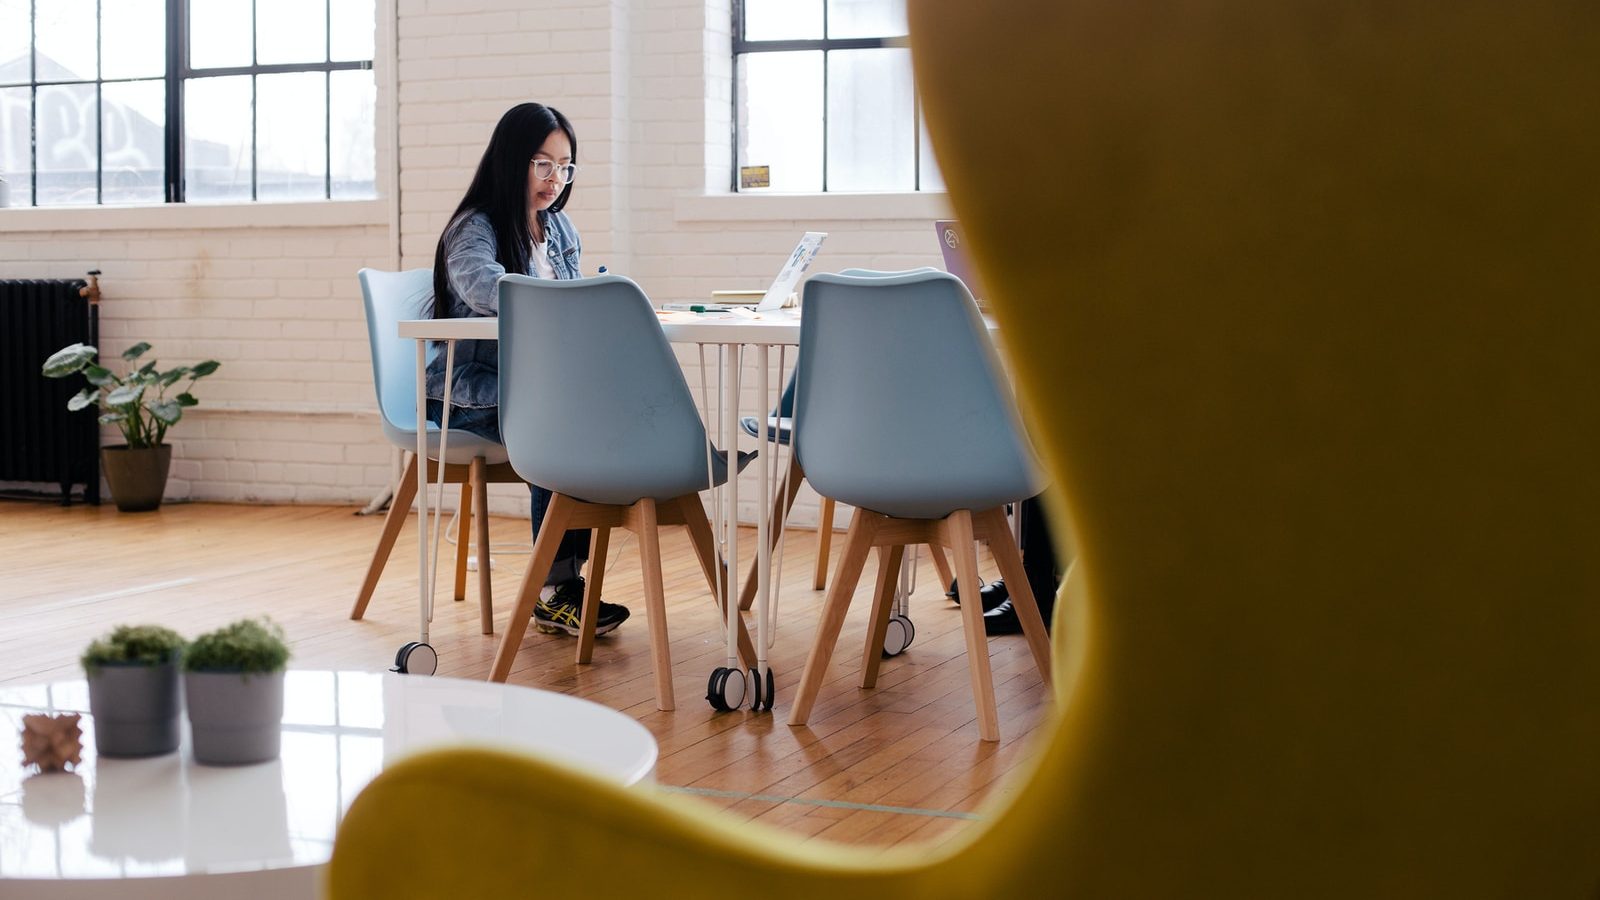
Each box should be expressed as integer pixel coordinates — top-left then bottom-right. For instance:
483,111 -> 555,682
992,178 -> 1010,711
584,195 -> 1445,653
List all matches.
41,341 -> 221,512
82,624 -> 187,757
182,618 -> 291,766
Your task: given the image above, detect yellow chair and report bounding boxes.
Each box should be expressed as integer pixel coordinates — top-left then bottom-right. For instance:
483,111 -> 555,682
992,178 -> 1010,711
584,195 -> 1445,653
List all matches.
327,1 -> 1600,895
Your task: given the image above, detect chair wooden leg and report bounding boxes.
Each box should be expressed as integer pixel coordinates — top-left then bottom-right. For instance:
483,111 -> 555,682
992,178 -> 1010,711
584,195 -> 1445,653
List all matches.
949,510 -> 1000,742
488,493 -> 575,683
576,527 -> 610,665
471,458 -> 494,634
352,454 -> 419,620
812,496 -> 836,590
788,511 -> 878,727
981,507 -> 1052,685
453,483 -> 471,602
635,499 -> 675,711
927,541 -> 954,591
739,463 -> 806,611
675,496 -> 758,670
860,543 -> 905,689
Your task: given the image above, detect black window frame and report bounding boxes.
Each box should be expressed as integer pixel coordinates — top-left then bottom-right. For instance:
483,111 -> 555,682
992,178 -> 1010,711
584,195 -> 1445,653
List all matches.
0,0 -> 373,206
731,1 -> 929,193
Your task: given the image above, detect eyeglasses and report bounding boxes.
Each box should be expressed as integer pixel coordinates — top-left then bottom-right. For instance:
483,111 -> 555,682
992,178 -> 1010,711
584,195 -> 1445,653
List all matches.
530,159 -> 577,184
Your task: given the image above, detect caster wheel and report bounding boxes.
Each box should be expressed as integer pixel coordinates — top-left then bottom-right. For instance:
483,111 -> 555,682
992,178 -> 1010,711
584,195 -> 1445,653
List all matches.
749,667 -> 776,712
706,666 -> 748,712
392,641 -> 437,675
882,615 -> 915,658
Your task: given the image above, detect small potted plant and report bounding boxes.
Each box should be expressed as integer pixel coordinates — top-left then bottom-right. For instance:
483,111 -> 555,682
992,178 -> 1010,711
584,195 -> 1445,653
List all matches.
182,618 -> 291,766
82,624 -> 187,757
41,341 -> 220,512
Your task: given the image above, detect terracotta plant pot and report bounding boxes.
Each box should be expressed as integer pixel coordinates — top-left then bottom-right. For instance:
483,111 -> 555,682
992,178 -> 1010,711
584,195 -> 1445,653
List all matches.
101,444 -> 172,512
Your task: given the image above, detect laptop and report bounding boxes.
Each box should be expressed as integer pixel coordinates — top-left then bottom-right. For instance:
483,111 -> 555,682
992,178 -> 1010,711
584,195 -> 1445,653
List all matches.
933,220 -> 988,308
756,231 -> 827,311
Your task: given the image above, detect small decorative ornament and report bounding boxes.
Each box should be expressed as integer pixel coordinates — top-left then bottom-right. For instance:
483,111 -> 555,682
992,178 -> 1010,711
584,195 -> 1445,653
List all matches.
20,713 -> 84,773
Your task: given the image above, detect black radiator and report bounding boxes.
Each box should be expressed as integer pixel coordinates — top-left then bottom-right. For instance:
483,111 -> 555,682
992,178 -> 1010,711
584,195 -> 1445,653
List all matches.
0,275 -> 101,504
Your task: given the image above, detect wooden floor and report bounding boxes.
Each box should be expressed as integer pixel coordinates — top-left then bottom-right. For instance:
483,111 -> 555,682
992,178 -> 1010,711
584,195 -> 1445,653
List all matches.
0,498 -> 1053,851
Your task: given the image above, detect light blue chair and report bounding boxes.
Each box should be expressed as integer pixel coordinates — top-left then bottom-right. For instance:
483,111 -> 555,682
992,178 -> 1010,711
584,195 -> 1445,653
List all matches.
785,270 -> 1052,742
350,267 -> 525,635
735,268 -> 956,609
486,273 -> 757,710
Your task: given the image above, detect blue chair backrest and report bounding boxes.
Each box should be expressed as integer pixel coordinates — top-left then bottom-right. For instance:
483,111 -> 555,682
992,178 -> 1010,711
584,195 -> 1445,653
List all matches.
497,274 -> 715,505
359,268 -> 435,442
793,270 -> 1042,519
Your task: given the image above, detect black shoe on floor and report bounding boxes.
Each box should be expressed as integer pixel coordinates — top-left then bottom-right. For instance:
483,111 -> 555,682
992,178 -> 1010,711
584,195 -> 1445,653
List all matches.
951,578 -> 1010,613
534,578 -> 630,636
983,594 -> 1054,637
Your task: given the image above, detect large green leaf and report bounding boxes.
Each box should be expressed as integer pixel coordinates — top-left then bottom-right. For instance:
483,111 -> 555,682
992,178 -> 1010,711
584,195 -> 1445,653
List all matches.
176,392 -> 199,407
98,411 -> 127,425
158,366 -> 190,386
191,360 -> 222,378
41,343 -> 98,378
150,399 -> 182,425
83,364 -> 117,387
136,361 -> 158,379
121,342 -> 151,361
105,383 -> 146,406
67,388 -> 100,411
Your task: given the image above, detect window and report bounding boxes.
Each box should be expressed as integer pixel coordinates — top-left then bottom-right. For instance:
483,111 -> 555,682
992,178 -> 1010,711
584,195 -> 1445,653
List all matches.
0,0 -> 375,207
732,0 -> 941,193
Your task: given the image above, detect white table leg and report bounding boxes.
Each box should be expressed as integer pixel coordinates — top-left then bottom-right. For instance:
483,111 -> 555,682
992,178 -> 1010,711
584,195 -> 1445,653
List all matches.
755,345 -> 770,678
415,340 -> 430,646
722,342 -> 741,672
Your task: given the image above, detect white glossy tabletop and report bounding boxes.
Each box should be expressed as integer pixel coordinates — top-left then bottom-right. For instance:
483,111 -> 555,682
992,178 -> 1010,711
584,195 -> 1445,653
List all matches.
0,670 -> 656,891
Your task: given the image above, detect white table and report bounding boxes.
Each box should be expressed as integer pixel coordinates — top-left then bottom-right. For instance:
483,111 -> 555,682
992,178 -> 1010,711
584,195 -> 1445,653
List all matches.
399,309 -> 804,710
0,670 -> 657,899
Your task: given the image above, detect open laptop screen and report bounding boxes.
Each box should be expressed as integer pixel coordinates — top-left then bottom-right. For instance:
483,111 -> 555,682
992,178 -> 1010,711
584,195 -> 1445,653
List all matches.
757,232 -> 827,311
934,220 -> 987,306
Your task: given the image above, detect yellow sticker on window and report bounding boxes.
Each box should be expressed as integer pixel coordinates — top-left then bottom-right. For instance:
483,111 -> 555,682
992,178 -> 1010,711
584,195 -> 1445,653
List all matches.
739,165 -> 771,189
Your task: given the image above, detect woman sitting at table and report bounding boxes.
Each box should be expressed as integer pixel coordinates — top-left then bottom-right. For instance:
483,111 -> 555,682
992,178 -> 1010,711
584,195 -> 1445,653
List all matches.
425,101 -> 630,638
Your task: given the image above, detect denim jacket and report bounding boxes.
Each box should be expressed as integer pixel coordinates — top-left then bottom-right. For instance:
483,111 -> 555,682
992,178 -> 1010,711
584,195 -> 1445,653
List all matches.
425,209 -> 581,408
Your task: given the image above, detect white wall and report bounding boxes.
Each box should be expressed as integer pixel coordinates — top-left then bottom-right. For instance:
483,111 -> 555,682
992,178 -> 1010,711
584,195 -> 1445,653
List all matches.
0,0 -> 951,525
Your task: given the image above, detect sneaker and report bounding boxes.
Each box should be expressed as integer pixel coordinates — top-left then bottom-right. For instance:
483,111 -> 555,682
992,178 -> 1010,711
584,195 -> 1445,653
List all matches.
533,578 -> 630,637
949,577 -> 1011,613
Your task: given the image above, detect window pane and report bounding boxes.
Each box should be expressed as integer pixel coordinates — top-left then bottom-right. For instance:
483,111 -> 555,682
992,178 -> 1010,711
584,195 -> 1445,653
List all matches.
37,83 -> 97,205
101,0 -> 166,80
185,75 -> 252,201
826,0 -> 906,39
826,48 -> 913,192
330,0 -> 375,61
743,0 -> 821,41
330,68 -> 374,198
191,0 -> 253,69
917,114 -> 945,192
0,87 -> 31,203
737,51 -> 822,192
35,0 -> 96,81
258,0 -> 327,65
102,79 -> 164,203
257,72 -> 325,200
0,0 -> 29,84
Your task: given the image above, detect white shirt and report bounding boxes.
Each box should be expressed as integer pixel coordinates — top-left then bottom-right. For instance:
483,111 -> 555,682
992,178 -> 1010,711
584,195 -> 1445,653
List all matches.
532,240 -> 556,280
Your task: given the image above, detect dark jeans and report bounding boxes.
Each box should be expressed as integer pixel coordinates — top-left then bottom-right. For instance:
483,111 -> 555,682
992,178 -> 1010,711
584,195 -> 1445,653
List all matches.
426,400 -> 589,587
1017,494 -> 1062,613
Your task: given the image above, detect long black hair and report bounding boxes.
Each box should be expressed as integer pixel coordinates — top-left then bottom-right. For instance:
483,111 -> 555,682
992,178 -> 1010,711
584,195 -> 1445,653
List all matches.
432,102 -> 577,318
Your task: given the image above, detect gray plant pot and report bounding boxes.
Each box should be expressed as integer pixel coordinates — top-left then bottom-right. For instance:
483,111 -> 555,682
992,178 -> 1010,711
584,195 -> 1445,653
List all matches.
86,661 -> 182,757
183,670 -> 285,766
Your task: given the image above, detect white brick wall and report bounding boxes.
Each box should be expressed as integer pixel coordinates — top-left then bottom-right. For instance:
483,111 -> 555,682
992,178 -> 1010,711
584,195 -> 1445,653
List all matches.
0,0 -> 952,527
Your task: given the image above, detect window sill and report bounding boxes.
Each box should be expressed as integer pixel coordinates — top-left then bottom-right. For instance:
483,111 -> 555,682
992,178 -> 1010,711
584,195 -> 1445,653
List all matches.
674,191 -> 952,223
0,199 -> 387,233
